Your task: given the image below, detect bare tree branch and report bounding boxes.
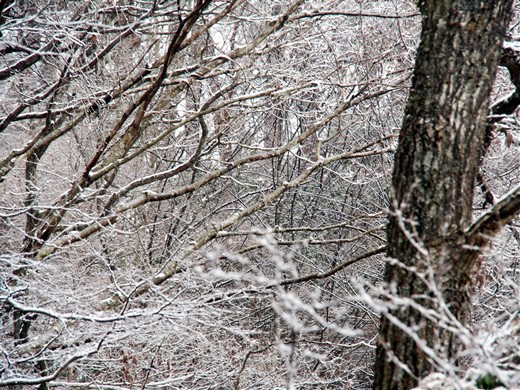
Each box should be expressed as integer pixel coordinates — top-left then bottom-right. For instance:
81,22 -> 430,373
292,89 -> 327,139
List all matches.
277,245 -> 386,287
466,184 -> 520,247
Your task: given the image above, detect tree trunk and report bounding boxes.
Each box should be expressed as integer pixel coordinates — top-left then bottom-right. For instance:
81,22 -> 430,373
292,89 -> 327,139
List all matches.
373,1 -> 514,389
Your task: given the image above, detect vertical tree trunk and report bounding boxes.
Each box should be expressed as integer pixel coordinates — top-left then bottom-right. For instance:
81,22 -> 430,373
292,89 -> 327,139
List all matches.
373,1 -> 514,389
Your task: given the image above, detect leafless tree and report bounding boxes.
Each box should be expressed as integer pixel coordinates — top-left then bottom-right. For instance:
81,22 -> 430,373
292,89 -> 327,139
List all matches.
373,1 -> 520,389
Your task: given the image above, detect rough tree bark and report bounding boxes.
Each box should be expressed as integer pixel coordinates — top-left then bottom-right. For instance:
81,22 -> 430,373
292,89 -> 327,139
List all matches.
373,1 -> 517,389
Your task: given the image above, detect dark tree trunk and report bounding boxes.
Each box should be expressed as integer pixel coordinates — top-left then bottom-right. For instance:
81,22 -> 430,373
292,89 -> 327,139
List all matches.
373,1 -> 514,389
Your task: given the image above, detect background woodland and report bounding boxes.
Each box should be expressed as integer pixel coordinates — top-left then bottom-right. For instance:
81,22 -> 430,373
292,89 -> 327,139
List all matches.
0,1 -> 519,388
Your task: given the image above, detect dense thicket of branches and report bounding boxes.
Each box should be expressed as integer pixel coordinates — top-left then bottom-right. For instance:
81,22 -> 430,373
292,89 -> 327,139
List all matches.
0,1 -> 518,389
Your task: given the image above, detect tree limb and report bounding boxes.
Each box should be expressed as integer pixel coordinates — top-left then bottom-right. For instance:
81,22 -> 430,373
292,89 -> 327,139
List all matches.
478,44 -> 520,208
484,44 -> 520,150
466,184 -> 520,247
0,343 -> 102,387
277,245 -> 386,287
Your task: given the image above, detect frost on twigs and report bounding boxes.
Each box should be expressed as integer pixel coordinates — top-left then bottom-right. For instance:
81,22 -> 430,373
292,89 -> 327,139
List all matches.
0,0 -> 516,387
411,373 -> 476,390
202,230 -> 375,386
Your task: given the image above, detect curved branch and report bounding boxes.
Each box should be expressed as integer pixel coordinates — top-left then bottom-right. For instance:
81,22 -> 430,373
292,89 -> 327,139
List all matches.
484,45 -> 520,150
277,245 -> 386,287
494,45 -> 520,115
0,345 -> 100,387
466,184 -> 520,247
